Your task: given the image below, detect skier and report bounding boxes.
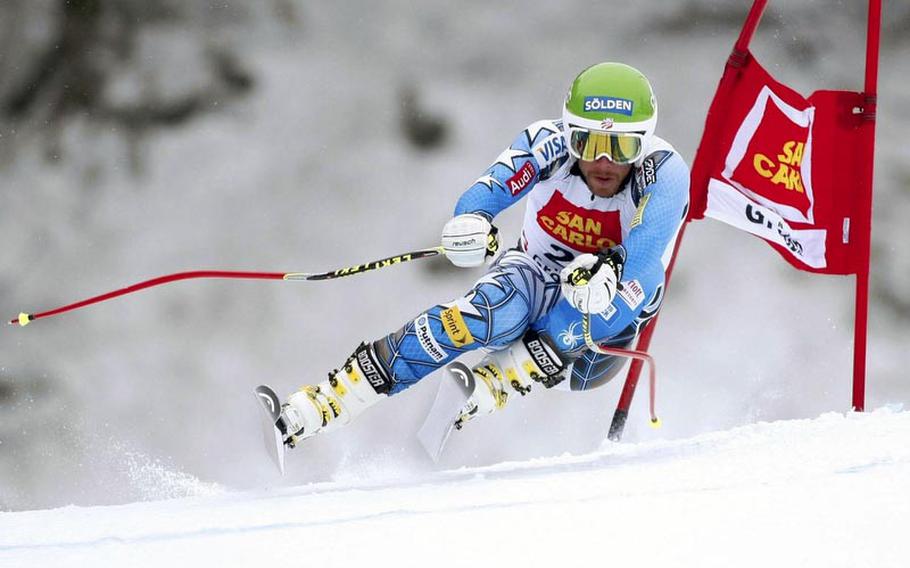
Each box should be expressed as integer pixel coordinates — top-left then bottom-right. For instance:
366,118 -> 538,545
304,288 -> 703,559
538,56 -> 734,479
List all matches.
276,62 -> 690,447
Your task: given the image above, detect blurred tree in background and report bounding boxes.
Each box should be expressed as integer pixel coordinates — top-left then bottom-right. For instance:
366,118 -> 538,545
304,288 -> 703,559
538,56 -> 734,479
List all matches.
0,0 -> 265,168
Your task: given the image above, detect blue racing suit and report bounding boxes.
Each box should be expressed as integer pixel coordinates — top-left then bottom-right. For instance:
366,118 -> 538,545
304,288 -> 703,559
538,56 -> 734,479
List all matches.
373,119 -> 689,392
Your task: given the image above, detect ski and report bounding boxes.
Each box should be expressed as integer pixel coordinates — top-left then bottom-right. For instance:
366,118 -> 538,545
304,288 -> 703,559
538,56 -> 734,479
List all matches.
254,385 -> 287,475
416,362 -> 476,462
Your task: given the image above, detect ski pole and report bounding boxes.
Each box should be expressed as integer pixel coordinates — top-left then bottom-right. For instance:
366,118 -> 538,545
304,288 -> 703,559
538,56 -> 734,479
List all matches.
9,246 -> 445,327
581,312 -> 661,429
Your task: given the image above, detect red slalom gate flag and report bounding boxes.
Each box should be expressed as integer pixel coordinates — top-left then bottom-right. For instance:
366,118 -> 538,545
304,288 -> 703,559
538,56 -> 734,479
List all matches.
689,51 -> 870,275
604,0 -> 880,440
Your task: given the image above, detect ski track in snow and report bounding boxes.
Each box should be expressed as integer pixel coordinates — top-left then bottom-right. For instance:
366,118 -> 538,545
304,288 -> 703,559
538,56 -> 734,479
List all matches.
1,409 -> 908,567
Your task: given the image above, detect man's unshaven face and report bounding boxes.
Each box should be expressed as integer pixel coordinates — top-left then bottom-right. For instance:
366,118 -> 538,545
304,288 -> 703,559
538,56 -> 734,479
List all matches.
578,157 -> 632,197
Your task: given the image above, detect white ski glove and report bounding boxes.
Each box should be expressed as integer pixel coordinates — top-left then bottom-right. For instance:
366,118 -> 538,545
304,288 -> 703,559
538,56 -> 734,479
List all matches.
441,213 -> 499,268
560,251 -> 622,314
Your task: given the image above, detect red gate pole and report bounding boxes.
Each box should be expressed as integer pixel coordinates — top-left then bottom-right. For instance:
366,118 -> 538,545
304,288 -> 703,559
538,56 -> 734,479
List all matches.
734,0 -> 769,53
607,0 -> 769,442
853,0 -> 881,411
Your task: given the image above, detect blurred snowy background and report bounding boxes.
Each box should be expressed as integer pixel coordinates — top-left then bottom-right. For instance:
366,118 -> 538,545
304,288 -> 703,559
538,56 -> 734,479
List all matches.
1,0 -> 907,511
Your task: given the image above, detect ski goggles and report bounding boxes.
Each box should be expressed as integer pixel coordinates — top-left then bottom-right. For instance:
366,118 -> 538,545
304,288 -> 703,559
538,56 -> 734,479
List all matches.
566,128 -> 645,164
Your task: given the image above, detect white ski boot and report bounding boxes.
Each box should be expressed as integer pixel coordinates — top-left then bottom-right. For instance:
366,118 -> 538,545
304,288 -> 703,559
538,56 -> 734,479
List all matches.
454,331 -> 566,429
279,342 -> 391,447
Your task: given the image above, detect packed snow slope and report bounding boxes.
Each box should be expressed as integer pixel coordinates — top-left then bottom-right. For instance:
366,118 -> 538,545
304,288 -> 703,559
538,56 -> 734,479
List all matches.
1,409 -> 907,568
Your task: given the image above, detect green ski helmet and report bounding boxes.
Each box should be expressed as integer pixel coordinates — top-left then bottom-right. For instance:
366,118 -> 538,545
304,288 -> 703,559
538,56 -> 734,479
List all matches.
562,62 -> 657,165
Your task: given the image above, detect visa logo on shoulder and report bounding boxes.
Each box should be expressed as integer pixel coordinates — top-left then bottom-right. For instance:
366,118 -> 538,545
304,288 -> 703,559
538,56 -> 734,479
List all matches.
584,96 -> 634,116
535,135 -> 566,164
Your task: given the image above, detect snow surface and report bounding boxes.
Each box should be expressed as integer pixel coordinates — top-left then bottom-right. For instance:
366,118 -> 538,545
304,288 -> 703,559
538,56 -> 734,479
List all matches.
2,408 -> 908,568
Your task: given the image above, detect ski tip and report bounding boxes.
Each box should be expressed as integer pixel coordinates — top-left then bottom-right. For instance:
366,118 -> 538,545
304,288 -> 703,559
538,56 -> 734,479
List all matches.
254,385 -> 287,475
254,385 -> 282,422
